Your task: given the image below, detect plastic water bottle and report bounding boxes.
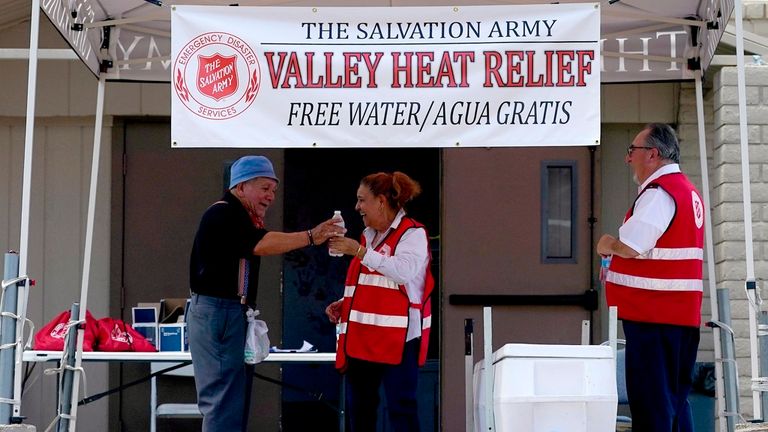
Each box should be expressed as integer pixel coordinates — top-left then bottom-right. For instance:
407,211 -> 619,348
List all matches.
329,210 -> 344,257
335,323 -> 341,350
599,255 -> 612,284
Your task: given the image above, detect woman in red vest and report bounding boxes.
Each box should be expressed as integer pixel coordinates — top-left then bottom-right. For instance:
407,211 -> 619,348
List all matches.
325,171 -> 434,432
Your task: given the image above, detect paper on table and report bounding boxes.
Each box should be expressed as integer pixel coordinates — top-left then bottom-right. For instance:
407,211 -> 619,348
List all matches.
270,340 -> 317,353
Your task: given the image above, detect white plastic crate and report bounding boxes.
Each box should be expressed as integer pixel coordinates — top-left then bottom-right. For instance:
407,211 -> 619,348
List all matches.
474,343 -> 617,432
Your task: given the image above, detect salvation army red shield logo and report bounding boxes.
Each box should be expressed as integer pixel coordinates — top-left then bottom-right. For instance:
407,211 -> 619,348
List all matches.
173,32 -> 260,120
197,54 -> 238,101
692,191 -> 704,229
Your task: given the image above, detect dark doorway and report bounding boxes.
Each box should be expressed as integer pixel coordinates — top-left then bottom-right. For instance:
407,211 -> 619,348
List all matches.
280,148 -> 441,431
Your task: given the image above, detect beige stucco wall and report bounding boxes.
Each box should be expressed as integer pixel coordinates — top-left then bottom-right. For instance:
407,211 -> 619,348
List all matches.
0,116 -> 111,431
0,16 -> 170,119
0,18 -> 132,432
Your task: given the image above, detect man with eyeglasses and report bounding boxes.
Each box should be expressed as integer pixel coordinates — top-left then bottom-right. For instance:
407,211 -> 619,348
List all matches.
597,123 -> 704,432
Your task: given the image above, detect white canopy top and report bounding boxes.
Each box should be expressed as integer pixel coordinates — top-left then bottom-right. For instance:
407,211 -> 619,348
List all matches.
40,0 -> 731,83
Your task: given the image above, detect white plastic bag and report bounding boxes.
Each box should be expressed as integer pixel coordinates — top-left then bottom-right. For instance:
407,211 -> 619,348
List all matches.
245,308 -> 269,364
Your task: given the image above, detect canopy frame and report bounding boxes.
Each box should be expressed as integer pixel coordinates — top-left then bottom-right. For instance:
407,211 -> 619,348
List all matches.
1,1 -> 753,430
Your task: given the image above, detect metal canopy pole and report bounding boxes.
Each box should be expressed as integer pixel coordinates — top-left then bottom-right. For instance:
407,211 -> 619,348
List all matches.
56,303 -> 80,432
66,73 -> 107,432
12,0 -> 41,419
464,318 -> 474,432
734,0 -> 762,420
482,307 -> 494,432
694,69 -> 727,432
0,253 -> 20,424
0,49 -> 78,60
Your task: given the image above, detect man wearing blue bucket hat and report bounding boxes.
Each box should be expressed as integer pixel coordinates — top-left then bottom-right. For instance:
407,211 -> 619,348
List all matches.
188,155 -> 344,432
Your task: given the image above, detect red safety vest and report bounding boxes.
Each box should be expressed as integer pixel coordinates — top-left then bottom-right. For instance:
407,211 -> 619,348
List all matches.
606,172 -> 704,327
336,217 -> 434,370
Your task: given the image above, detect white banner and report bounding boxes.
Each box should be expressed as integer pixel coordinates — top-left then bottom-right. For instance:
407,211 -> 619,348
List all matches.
171,4 -> 600,148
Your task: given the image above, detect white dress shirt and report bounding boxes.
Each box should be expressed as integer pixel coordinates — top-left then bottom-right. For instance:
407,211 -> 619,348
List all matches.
619,164 -> 679,255
360,209 -> 429,342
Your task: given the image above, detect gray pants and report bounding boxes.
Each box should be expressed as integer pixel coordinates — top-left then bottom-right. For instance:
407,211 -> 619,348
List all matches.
188,293 -> 254,432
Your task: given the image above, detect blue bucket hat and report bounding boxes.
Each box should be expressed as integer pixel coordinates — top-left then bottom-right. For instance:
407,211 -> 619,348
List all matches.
229,156 -> 279,189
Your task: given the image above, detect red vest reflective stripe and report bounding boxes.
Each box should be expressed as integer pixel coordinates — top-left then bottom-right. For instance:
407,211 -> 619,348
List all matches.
606,172 -> 704,327
336,217 -> 434,370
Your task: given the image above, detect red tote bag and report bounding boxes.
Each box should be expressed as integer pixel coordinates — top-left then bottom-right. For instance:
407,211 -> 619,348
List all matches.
96,317 -> 156,352
33,310 -> 98,351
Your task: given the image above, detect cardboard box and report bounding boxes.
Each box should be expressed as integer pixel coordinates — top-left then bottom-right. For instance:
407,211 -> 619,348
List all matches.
159,323 -> 187,352
160,298 -> 189,324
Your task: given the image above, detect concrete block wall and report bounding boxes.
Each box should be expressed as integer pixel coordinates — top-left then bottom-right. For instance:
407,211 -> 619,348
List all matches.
713,64 -> 768,418
743,1 -> 768,35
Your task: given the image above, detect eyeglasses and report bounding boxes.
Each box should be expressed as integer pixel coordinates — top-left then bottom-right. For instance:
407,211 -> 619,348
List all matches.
626,145 -> 654,156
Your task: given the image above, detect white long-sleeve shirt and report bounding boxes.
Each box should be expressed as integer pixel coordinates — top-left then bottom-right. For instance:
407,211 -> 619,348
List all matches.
360,209 -> 429,341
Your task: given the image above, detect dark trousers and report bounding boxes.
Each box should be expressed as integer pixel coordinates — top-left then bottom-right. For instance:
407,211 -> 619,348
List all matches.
188,293 -> 254,432
623,320 -> 700,432
346,338 -> 421,432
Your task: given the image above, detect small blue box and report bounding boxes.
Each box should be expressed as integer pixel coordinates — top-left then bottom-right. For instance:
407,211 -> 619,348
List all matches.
133,324 -> 158,348
132,307 -> 158,324
159,323 -> 187,352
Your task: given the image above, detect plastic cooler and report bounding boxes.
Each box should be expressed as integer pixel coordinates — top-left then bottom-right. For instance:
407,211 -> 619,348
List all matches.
474,343 -> 617,432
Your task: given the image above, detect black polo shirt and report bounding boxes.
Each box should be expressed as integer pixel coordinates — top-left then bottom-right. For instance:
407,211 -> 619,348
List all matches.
189,191 -> 267,306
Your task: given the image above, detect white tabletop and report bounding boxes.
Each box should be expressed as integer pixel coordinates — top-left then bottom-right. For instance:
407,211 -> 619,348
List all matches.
23,350 -> 335,363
